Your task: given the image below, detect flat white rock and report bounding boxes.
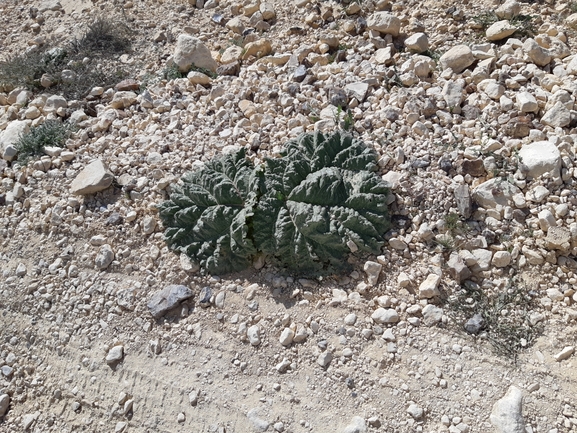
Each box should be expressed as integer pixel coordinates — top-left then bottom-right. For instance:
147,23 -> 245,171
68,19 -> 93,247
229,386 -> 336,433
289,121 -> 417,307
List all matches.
518,141 -> 561,179
70,159 -> 114,195
342,416 -> 367,433
490,386 -> 525,433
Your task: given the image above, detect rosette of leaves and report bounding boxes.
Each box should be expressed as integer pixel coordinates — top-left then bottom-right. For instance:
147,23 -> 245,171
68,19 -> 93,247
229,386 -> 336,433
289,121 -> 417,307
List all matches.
159,131 -> 391,275
158,149 -> 260,274
253,131 -> 391,274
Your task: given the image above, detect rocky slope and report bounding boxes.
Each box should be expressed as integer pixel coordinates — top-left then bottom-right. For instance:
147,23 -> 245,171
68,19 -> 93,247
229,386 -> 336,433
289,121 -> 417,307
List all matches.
1,0 -> 577,432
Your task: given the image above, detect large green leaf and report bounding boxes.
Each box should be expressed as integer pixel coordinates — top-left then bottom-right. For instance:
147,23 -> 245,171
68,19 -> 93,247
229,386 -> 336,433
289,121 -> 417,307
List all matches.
253,131 -> 390,274
158,149 -> 258,274
158,131 -> 392,276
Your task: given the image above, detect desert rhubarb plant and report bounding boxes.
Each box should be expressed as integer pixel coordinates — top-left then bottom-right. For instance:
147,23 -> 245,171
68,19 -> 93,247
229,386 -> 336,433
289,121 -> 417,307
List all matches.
158,131 -> 392,275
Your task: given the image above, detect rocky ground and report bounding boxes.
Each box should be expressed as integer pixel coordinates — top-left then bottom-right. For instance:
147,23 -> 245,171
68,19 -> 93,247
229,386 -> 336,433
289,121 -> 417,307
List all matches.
1,0 -> 577,432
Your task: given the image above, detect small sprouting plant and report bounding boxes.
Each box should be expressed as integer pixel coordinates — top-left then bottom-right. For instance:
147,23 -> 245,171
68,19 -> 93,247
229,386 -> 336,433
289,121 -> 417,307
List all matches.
444,212 -> 469,235
444,213 -> 460,231
335,105 -> 354,131
383,66 -> 403,90
304,103 -> 321,123
16,120 -> 75,164
434,235 -> 456,252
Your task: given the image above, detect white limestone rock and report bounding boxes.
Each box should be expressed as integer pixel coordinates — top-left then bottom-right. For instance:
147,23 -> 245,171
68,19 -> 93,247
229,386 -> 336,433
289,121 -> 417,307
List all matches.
0,394 -> 9,417
279,328 -> 295,346
439,45 -> 475,73
95,244 -> 115,270
490,386 -> 525,433
518,141 -> 561,179
187,71 -> 212,86
538,209 -> 556,231
554,346 -> 574,362
545,226 -> 571,251
70,159 -> 114,195
342,416 -> 367,433
471,249 -> 493,272
492,251 -> 511,268
1,120 -> 30,161
442,79 -> 465,111
495,0 -> 521,19
567,55 -> 577,74
106,345 -> 124,365
486,20 -> 516,41
247,325 -> 261,346
567,13 -> 577,30
541,101 -> 571,128
523,38 -> 551,66
367,12 -> 401,36
419,274 -> 440,298
478,79 -> 504,100
363,260 -> 382,286
472,178 -> 521,209
404,33 -> 429,53
345,82 -> 369,102
516,92 -> 538,113
110,91 -> 137,109
226,17 -> 245,34
422,304 -> 443,325
173,34 -> 218,73
371,308 -> 399,324
43,95 -> 67,113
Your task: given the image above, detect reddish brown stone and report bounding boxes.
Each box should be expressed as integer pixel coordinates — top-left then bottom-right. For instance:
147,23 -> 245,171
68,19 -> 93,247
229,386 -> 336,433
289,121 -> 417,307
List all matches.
115,79 -> 140,91
459,158 -> 486,177
216,62 -> 240,76
503,116 -> 533,138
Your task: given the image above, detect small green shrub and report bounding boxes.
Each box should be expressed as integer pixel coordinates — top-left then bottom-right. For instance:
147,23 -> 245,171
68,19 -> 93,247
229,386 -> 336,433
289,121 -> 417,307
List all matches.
446,280 -> 543,362
471,11 -> 499,29
0,16 -> 131,97
510,14 -> 536,37
471,11 -> 535,37
434,234 -> 456,252
16,120 -> 74,164
0,49 -> 64,91
189,64 -> 218,79
0,47 -> 127,99
161,65 -> 185,81
158,131 -> 392,275
70,16 -> 132,55
59,61 -> 128,100
161,64 -> 217,81
422,49 -> 441,63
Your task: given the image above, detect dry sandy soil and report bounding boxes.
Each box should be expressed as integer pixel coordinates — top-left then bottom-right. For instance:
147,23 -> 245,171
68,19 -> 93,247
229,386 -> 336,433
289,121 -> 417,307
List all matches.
1,0 -> 577,432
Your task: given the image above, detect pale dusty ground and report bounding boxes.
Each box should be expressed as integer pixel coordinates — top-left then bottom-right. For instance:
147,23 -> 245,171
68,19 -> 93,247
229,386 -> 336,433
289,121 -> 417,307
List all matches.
2,238 -> 577,432
1,0 -> 577,432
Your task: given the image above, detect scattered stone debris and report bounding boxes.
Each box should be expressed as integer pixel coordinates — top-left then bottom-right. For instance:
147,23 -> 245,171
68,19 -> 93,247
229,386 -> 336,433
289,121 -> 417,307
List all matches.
1,0 -> 577,431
